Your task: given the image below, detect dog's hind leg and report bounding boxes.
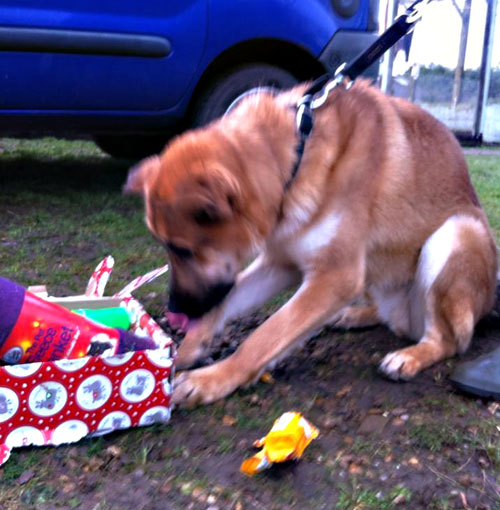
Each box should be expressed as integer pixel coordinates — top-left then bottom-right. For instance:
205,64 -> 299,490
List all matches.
176,253 -> 300,369
379,215 -> 497,381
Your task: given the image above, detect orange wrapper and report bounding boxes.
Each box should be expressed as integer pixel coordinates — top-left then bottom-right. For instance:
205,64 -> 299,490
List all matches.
240,412 -> 319,476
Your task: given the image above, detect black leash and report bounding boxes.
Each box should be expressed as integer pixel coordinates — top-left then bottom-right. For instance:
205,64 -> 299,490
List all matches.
288,0 -> 431,189
343,0 -> 429,81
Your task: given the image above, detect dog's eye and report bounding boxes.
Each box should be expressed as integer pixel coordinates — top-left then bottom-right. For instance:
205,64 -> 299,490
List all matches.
193,205 -> 222,226
193,209 -> 213,225
166,242 -> 193,259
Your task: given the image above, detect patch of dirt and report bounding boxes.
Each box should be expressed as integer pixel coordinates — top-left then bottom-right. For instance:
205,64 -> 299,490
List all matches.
3,308 -> 500,510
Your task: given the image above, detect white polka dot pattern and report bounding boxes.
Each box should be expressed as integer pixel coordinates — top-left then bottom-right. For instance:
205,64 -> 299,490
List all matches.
0,262 -> 174,467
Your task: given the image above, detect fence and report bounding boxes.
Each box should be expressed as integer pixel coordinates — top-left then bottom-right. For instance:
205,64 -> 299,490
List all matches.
379,0 -> 499,142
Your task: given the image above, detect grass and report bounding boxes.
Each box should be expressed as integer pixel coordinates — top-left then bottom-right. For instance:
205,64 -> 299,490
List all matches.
1,138 -> 500,509
467,417 -> 500,470
408,422 -> 464,452
468,154 -> 500,239
0,450 -> 42,482
0,137 -> 167,311
336,483 -> 412,509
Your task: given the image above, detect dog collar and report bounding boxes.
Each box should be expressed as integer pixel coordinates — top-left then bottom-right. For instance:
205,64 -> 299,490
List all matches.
285,94 -> 315,191
285,72 -> 345,191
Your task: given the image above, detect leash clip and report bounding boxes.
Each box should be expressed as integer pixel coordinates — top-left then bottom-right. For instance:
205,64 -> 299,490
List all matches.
310,63 -> 352,110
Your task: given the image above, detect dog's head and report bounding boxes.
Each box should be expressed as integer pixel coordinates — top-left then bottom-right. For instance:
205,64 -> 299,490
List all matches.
125,129 -> 261,323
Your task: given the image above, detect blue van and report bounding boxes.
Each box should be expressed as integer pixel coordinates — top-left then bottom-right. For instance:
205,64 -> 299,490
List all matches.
0,0 -> 379,157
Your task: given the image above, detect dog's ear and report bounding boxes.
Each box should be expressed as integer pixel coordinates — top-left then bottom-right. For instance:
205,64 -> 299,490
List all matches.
123,155 -> 160,195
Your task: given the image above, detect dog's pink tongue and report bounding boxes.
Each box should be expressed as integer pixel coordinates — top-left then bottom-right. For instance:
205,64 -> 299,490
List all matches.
166,312 -> 189,331
166,312 -> 199,332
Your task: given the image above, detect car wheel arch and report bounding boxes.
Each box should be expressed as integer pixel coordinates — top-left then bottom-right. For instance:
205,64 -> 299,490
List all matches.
187,38 -> 325,118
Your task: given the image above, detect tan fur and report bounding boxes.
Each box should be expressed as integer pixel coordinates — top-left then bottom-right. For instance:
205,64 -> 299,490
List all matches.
126,79 -> 498,407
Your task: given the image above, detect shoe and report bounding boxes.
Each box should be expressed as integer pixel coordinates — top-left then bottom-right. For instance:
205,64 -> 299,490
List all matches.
450,346 -> 500,399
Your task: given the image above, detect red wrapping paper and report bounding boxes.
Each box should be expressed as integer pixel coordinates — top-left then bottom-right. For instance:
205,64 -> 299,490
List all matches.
0,257 -> 174,465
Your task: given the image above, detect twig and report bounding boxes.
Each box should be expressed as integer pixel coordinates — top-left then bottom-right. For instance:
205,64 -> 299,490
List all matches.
485,474 -> 500,501
460,491 -> 470,510
425,464 -> 499,503
454,455 -> 472,473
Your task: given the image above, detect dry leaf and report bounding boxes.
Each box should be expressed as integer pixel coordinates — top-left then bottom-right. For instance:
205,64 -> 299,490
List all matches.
223,415 -> 237,427
106,445 -> 122,457
348,463 -> 363,475
393,494 -> 407,505
18,470 -> 34,485
408,456 -> 420,467
478,456 -> 489,468
192,487 -> 205,501
336,385 -> 352,398
487,402 -> 500,416
260,372 -> 275,384
83,457 -> 105,472
62,483 -> 77,494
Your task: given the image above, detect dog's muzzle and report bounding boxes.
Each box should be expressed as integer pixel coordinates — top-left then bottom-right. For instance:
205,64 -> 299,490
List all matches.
168,280 -> 234,319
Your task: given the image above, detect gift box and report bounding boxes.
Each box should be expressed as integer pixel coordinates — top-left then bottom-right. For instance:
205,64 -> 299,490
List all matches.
0,257 -> 174,466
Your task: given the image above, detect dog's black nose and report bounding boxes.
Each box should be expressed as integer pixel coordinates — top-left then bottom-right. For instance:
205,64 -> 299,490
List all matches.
168,281 -> 234,318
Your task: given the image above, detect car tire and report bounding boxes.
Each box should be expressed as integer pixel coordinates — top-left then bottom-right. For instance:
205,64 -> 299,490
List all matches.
191,64 -> 298,127
94,134 -> 172,160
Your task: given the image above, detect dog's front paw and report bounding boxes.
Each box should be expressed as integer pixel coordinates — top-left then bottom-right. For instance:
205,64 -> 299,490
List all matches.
172,364 -> 237,408
176,329 -> 211,370
379,348 -> 422,381
174,310 -> 221,369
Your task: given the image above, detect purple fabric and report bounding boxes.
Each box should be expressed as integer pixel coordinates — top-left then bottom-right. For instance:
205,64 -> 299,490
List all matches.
0,277 -> 26,349
117,329 -> 156,353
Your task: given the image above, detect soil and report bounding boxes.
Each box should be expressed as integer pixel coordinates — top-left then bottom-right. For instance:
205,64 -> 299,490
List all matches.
4,308 -> 500,510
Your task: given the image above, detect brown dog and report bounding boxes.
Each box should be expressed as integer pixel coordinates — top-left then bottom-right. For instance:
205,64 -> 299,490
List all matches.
125,79 -> 498,408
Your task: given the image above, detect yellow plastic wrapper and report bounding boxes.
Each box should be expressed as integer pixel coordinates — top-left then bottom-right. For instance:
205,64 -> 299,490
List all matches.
240,412 -> 319,476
